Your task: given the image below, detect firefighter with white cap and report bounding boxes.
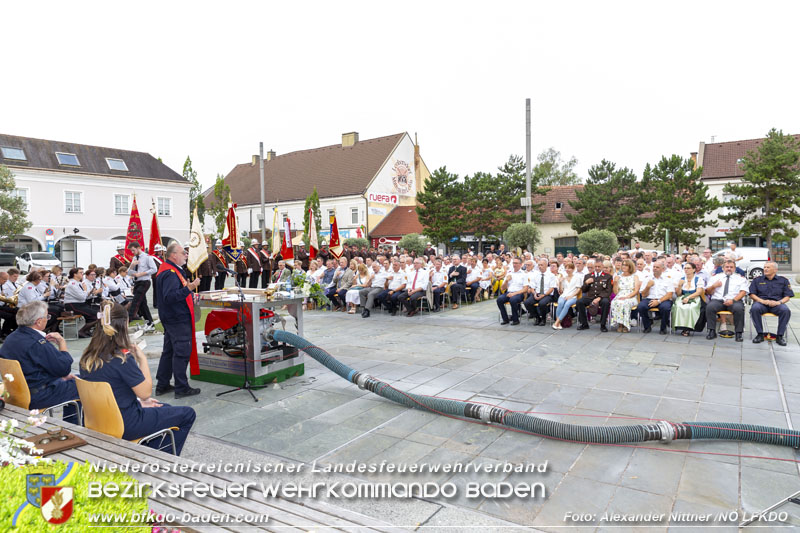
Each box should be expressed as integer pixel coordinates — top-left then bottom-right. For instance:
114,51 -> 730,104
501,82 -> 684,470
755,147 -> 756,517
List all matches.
260,239 -> 272,288
210,239 -> 227,290
109,241 -> 129,272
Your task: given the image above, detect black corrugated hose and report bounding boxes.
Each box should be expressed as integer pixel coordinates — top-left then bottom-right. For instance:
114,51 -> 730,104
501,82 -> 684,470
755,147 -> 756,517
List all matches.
270,330 -> 800,448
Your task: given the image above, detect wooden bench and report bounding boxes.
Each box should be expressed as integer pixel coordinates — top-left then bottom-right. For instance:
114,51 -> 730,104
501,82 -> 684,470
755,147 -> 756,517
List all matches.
2,404 -> 401,532
56,315 -> 82,340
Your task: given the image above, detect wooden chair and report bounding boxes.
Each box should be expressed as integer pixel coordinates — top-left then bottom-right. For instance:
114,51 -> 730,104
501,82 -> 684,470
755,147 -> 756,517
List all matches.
74,377 -> 177,455
760,312 -> 779,342
716,310 -> 735,338
0,358 -> 82,425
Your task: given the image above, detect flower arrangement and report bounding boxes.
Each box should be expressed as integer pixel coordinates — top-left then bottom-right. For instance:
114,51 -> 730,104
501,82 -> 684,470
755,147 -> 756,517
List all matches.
290,269 -> 330,308
0,372 -> 8,411
1,410 -> 48,467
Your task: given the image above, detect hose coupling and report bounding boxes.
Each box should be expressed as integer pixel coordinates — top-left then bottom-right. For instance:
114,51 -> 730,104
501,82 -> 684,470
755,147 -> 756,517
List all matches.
356,373 -> 372,390
658,420 -> 675,443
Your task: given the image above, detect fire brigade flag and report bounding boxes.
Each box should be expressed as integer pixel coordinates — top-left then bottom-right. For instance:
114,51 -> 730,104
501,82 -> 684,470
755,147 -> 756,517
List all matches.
281,217 -> 294,265
308,208 -> 319,259
187,206 -> 208,274
271,207 -> 280,258
148,199 -> 162,254
124,196 -> 146,261
329,214 -> 343,259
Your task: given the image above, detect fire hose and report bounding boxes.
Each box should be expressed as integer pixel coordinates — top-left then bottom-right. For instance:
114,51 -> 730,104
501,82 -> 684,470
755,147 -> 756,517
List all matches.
268,329 -> 800,448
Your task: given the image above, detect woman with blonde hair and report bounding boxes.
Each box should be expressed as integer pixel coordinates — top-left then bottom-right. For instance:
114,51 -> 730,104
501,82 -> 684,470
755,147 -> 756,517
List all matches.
491,257 -> 507,297
79,302 -> 196,455
610,259 -> 641,332
345,263 -> 371,313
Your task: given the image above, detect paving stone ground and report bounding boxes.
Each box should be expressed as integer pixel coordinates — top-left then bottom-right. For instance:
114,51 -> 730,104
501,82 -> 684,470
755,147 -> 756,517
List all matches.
63,290 -> 800,531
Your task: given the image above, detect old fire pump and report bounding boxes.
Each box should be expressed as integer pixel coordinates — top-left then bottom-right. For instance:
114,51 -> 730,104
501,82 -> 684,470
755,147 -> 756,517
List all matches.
198,307 -> 300,384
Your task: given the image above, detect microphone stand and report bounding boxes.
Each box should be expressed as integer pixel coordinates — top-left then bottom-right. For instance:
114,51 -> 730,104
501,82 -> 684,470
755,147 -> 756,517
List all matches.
216,263 -> 269,402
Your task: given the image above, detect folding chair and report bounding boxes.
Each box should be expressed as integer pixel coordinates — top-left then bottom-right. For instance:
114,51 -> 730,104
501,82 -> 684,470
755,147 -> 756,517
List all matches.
716,310 -> 735,338
74,378 -> 178,455
0,358 -> 82,425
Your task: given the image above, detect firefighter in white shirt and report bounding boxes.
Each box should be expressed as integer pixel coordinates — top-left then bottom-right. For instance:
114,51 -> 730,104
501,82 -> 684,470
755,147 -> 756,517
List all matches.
497,257 -> 528,325
705,258 -> 748,341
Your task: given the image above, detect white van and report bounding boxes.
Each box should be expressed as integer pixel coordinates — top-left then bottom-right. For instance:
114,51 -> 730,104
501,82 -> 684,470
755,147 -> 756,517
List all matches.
713,247 -> 770,279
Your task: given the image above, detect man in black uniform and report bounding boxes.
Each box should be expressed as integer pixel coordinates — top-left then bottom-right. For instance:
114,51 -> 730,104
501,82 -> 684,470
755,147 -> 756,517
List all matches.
750,261 -> 793,346
0,301 -> 79,421
155,242 -> 202,398
234,250 -> 248,287
245,241 -> 262,288
576,260 -> 614,331
197,239 -> 214,292
447,255 -> 468,309
259,240 -> 272,288
212,240 -> 227,290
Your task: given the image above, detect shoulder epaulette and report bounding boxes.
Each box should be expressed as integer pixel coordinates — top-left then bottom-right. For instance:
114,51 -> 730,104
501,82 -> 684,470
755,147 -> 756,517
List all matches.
38,339 -> 46,345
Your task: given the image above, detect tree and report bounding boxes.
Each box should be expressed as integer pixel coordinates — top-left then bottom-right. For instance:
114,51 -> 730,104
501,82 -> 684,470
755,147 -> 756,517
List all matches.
302,186 -> 322,247
462,171 -> 518,247
397,233 -> 426,255
184,156 -> 205,225
567,160 -> 641,240
344,237 -> 369,248
503,223 -> 541,253
0,165 -> 31,243
533,147 -> 580,186
416,166 -> 465,250
577,229 -> 619,256
719,129 -> 800,251
496,154 -> 545,222
206,173 -> 230,237
635,155 -> 719,251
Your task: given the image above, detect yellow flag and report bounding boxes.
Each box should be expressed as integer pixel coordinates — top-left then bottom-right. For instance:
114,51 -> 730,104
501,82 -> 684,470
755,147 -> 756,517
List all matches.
187,206 -> 208,274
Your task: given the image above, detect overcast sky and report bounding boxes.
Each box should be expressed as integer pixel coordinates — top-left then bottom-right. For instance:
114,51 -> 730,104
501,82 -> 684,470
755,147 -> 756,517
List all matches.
5,1 -> 799,190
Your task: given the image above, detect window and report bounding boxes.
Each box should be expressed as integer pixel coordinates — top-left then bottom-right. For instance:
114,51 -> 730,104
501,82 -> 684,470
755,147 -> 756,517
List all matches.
328,209 -> 335,223
65,191 -> 82,213
56,152 -> 80,166
721,193 -> 736,216
281,212 -> 288,225
157,197 -> 172,216
106,158 -> 129,171
709,237 -> 727,252
10,188 -> 28,210
555,202 -> 563,210
114,194 -> 130,215
350,207 -> 358,224
1,147 -> 26,160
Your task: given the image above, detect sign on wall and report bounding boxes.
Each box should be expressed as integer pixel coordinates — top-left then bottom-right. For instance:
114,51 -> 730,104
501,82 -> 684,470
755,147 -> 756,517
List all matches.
369,206 -> 387,216
368,193 -> 398,205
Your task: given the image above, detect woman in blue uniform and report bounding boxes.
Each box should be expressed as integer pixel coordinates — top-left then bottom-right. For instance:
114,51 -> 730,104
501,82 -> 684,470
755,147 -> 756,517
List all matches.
79,302 -> 196,455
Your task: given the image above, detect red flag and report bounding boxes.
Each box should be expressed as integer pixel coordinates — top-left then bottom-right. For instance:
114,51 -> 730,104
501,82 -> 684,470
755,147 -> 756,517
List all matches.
281,217 -> 294,264
124,196 -> 146,261
329,215 -> 343,259
308,209 -> 318,260
148,199 -> 161,254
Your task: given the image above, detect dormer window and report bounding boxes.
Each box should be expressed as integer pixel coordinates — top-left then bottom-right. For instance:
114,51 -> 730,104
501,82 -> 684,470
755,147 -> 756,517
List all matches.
55,152 -> 80,166
1,146 -> 26,160
106,158 -> 129,171
555,202 -> 563,210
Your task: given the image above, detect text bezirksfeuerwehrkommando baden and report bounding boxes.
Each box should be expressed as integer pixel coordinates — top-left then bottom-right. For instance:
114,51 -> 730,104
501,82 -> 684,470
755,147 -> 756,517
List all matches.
89,459 -> 547,475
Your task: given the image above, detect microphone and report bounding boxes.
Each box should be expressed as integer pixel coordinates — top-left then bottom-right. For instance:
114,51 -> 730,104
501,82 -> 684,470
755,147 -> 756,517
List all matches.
215,262 -> 235,275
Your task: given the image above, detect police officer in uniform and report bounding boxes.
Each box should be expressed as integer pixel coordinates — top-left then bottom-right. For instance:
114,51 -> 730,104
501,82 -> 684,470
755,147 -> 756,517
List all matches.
0,301 -> 79,422
245,241 -> 262,288
749,261 -> 793,346
155,242 -> 202,398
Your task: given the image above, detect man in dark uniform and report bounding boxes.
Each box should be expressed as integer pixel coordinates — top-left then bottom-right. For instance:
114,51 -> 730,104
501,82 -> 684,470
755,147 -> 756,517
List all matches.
212,240 -> 227,290
155,242 -> 202,398
259,240 -> 272,288
234,249 -> 248,287
0,301 -> 79,422
423,243 -> 436,257
295,245 -> 310,271
318,245 -> 331,265
109,242 -> 129,272
245,241 -> 262,288
750,261 -> 793,346
447,255 -> 468,309
197,240 -> 214,292
576,260 -> 614,331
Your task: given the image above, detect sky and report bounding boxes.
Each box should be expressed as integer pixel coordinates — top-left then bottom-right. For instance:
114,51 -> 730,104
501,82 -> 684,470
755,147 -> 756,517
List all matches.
4,1 -> 800,190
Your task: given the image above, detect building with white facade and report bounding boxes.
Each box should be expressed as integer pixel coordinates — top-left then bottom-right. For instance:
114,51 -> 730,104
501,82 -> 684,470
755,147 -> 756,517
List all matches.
693,135 -> 800,271
206,132 -> 431,244
0,134 -> 191,267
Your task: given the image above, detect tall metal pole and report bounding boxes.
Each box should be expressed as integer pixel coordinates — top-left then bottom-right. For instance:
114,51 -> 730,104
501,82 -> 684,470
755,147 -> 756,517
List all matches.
525,98 -> 531,224
259,142 -> 266,243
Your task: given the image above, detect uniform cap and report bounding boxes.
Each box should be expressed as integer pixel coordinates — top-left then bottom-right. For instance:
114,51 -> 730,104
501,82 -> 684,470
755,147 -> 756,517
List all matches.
215,239 -> 222,246
116,242 -> 125,249
262,240 -> 269,246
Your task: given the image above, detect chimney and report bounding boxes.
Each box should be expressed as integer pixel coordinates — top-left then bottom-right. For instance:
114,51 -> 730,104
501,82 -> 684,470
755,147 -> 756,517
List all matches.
266,150 -> 276,161
697,142 -> 706,170
414,132 -> 421,192
342,132 -> 359,147
251,154 -> 259,166
690,152 -> 698,170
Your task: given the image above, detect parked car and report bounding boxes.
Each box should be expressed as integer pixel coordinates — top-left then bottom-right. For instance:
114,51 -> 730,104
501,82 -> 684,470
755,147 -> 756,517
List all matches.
14,252 -> 61,273
713,247 -> 770,279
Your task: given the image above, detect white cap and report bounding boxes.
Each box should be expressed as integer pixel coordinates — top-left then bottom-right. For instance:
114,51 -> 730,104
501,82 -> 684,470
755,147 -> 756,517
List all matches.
153,244 -> 163,252
262,240 -> 269,246
116,242 -> 125,249
215,239 -> 222,246
184,242 -> 190,248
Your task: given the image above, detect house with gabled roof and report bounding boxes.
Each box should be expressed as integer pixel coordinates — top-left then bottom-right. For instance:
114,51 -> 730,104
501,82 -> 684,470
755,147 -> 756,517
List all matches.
205,132 -> 431,244
0,134 -> 190,267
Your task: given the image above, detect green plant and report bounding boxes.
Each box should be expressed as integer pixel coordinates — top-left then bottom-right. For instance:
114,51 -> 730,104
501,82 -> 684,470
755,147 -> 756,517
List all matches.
503,223 -> 541,253
343,237 -> 369,248
1,460 -> 150,532
397,233 -> 426,255
289,269 -> 330,308
577,229 -> 619,256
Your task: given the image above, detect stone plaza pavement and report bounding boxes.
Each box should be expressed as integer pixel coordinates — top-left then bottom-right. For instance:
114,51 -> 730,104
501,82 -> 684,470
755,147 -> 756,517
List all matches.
65,296 -> 800,532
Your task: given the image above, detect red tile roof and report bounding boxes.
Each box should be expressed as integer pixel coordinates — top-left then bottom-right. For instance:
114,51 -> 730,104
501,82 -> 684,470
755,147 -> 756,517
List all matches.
370,205 -> 424,237
204,133 -> 405,205
701,134 -> 800,179
533,185 -> 583,223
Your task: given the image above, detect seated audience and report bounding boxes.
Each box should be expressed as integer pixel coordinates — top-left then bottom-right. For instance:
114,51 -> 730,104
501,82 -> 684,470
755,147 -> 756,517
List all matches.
430,259 -> 448,311
447,255 -> 468,309
330,259 -> 355,311
497,257 -> 528,325
402,258 -> 429,317
64,267 -> 99,338
345,263 -> 371,314
636,261 -> 674,334
576,260 -> 613,331
610,259 -> 640,333
79,303 -> 195,455
359,262 -> 390,318
671,262 -> 705,336
381,260 -> 407,316
749,261 -> 793,346
0,301 -> 79,422
525,259 -> 557,326
705,259 -> 748,341
552,262 -> 581,330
